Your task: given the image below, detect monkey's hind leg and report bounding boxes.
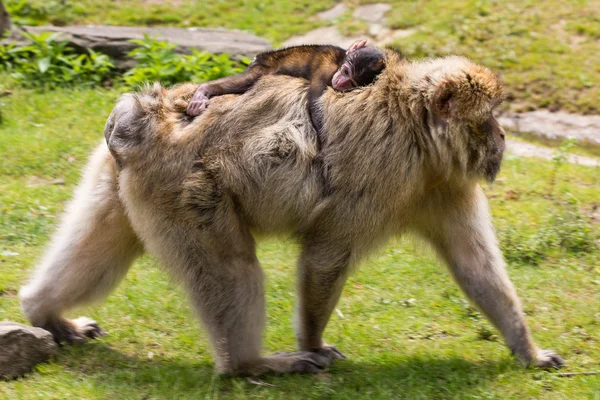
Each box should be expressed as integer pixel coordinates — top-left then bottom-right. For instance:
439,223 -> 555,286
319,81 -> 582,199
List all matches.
19,145 -> 143,344
295,237 -> 351,361
142,200 -> 336,376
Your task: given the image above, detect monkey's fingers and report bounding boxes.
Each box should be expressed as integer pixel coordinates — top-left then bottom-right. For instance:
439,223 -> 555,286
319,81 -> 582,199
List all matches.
261,351 -> 334,374
315,344 -> 346,361
347,39 -> 368,53
533,349 -> 564,369
186,100 -> 210,117
327,346 -> 346,360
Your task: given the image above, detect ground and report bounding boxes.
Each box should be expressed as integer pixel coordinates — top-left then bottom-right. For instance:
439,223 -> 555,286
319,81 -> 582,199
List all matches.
1,1 -> 600,399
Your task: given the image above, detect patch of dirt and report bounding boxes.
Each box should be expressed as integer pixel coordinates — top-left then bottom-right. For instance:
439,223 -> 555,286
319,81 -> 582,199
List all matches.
353,3 -> 391,24
0,288 -> 17,297
284,2 -> 415,48
316,3 -> 348,21
25,176 -> 65,187
282,26 -> 364,49
499,110 -> 600,146
375,27 -> 417,46
505,139 -> 600,167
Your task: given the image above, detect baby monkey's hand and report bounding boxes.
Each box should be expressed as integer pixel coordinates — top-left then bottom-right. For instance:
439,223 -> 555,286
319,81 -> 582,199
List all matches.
186,85 -> 210,116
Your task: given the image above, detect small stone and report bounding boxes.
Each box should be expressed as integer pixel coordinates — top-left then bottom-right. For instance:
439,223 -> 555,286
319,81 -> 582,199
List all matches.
0,322 -> 58,379
316,3 -> 348,21
368,23 -> 384,37
376,28 -> 417,46
282,26 -> 364,49
353,3 -> 392,24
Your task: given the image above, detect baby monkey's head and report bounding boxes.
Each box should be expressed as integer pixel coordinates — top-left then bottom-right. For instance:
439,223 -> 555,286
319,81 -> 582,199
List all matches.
332,41 -> 386,92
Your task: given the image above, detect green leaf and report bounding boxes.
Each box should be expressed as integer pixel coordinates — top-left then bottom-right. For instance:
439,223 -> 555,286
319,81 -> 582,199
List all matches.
37,57 -> 51,73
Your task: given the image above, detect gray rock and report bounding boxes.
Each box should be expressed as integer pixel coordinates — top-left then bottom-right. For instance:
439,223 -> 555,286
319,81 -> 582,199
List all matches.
316,3 -> 348,21
499,110 -> 600,146
375,28 -> 417,47
353,3 -> 392,24
282,26 -> 364,49
0,321 -> 58,379
4,25 -> 272,68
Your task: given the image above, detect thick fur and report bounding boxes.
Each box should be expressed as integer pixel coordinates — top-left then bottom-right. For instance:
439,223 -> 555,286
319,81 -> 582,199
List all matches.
20,51 -> 563,375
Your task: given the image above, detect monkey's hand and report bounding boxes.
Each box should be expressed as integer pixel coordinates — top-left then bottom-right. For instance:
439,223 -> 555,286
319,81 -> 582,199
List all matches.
531,349 -> 564,369
186,86 -> 210,116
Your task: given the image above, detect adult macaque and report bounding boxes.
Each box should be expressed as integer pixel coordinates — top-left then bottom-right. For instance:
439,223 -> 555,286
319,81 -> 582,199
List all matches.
186,40 -> 386,134
20,51 -> 563,376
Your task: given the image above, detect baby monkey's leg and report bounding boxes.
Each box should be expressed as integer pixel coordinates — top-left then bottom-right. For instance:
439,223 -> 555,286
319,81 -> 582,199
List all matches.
187,69 -> 263,116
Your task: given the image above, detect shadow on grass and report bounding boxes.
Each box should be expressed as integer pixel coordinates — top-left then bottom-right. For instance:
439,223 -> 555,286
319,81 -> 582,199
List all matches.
53,342 -> 516,399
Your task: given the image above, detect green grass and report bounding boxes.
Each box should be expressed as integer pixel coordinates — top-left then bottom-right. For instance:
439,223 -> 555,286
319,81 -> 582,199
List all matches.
0,86 -> 599,399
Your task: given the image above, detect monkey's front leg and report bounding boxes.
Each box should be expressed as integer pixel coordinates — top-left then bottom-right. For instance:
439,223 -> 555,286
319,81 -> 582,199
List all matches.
423,188 -> 563,368
296,238 -> 351,361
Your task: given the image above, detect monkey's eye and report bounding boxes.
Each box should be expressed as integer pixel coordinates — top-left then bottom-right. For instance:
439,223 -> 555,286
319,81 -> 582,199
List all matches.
342,66 -> 350,76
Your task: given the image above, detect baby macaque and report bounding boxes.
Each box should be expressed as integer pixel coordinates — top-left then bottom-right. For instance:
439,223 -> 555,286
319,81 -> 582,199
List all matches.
186,40 -> 386,133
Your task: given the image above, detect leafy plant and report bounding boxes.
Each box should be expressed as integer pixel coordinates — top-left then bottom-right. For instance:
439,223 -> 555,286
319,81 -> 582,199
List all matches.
123,35 -> 247,88
6,0 -> 76,26
0,31 -> 114,89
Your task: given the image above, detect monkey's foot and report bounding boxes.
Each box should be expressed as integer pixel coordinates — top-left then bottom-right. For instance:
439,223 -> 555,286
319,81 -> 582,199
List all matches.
532,349 -> 564,369
265,351 -> 335,374
312,344 -> 346,361
237,350 -> 340,376
44,316 -> 107,344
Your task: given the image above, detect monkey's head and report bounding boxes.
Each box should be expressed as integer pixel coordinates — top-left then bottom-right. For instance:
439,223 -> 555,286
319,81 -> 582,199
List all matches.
416,56 -> 506,183
332,46 -> 386,92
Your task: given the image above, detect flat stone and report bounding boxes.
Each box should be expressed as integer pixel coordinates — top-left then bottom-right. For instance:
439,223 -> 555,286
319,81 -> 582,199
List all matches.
499,110 -> 600,146
353,3 -> 392,24
4,25 -> 272,68
316,3 -> 348,21
505,139 -> 600,167
0,321 -> 58,379
368,23 -> 385,37
375,28 -> 417,46
282,26 -> 364,49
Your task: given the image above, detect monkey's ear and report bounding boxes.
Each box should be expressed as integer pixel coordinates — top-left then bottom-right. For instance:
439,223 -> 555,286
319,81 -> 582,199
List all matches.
432,82 -> 456,119
347,39 -> 367,53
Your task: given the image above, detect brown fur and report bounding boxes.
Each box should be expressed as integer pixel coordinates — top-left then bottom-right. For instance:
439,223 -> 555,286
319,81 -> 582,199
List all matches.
20,51 -> 563,375
186,44 -> 387,138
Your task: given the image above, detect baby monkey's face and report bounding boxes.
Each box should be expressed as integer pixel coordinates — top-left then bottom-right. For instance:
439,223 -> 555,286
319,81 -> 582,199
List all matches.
331,60 -> 355,91
332,46 -> 386,92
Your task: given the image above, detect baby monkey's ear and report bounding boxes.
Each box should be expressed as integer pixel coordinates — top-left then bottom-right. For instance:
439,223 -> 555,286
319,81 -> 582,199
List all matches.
347,39 -> 368,53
